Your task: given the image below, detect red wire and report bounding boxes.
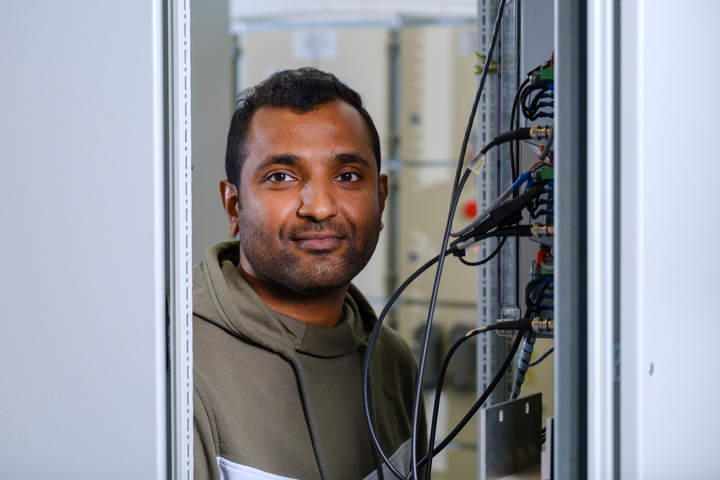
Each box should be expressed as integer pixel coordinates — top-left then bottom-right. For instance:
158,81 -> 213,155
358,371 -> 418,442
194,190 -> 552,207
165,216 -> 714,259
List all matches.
530,161 -> 552,172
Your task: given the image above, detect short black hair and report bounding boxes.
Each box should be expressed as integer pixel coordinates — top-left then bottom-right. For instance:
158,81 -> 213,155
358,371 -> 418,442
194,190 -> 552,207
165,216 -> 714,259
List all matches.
225,67 -> 381,191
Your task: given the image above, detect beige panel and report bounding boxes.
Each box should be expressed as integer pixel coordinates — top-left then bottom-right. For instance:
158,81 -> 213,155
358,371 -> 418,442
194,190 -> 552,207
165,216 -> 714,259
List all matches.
229,0 -> 477,21
245,29 -> 390,157
397,25 -> 480,321
243,28 -> 391,302
397,166 -> 478,305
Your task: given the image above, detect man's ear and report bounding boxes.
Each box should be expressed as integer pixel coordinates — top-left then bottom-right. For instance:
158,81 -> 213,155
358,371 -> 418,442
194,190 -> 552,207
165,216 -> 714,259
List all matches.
378,173 -> 389,230
220,179 -> 240,237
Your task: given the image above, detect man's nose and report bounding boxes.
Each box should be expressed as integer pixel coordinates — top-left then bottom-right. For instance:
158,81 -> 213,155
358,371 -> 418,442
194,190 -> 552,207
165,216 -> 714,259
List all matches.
297,179 -> 338,221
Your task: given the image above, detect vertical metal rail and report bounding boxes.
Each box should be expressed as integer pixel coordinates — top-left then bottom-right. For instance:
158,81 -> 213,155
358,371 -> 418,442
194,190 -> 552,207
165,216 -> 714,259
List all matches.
495,0 -> 519,405
554,0 -> 588,479
475,0 -> 500,413
168,0 -> 193,478
587,0 -> 620,478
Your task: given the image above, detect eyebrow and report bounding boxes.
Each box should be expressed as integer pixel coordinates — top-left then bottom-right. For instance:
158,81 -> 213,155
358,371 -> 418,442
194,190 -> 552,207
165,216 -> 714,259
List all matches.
333,153 -> 372,170
256,153 -> 372,171
255,154 -> 302,172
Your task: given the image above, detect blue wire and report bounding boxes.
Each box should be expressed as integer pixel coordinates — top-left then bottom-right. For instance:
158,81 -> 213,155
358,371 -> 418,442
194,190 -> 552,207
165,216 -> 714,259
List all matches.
512,171 -> 532,190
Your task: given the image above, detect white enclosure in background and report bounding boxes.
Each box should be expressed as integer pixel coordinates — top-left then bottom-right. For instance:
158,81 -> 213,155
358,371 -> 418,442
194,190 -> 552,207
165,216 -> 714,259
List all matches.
0,1 -> 169,477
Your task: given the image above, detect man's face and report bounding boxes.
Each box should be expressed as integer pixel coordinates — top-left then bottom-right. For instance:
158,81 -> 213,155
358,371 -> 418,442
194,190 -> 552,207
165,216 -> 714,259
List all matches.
221,101 -> 388,295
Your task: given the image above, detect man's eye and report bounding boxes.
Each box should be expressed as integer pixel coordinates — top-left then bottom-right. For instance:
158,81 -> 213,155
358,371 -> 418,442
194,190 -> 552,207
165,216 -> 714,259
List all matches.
337,172 -> 360,182
268,173 -> 293,182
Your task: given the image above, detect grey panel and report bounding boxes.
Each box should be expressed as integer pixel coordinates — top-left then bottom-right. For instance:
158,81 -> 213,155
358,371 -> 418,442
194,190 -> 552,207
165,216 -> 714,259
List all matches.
554,0 -> 588,479
0,1 -> 166,478
479,393 -> 542,480
190,0 -> 233,265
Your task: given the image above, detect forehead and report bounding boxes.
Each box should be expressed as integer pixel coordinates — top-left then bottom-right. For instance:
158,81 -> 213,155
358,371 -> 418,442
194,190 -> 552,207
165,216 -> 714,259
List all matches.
243,101 -> 376,173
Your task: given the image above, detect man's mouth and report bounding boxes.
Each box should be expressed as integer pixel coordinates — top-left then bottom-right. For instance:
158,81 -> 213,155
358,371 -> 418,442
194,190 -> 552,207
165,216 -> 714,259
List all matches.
291,231 -> 345,250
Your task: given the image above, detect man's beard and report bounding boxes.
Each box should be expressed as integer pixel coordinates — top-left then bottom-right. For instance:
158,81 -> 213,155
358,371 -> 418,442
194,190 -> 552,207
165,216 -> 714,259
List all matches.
237,210 -> 381,295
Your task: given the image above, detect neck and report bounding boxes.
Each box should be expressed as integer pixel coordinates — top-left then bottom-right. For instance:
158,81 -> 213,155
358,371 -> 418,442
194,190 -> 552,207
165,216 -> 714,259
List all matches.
237,258 -> 348,329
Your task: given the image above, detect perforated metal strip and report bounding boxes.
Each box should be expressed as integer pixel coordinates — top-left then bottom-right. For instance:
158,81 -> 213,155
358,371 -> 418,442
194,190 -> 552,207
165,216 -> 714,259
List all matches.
476,0 -> 498,406
169,0 -> 192,478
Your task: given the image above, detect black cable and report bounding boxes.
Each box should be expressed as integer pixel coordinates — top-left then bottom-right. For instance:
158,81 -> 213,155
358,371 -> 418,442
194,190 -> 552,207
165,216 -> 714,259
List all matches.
416,5 -> 512,473
509,77 -> 530,182
424,324 -> 501,476
533,280 -> 553,312
416,133 -> 537,480
458,236 -> 507,267
523,276 -> 550,317
507,277 -> 553,400
410,167 -> 471,480
450,0 -> 507,205
529,347 -> 554,367
521,84 -> 553,121
361,169 -> 471,480
361,226 -> 535,478
528,90 -> 551,117
364,2 -> 508,476
452,185 -> 544,246
361,251 -> 446,480
419,326 -> 525,476
362,225 -> 529,479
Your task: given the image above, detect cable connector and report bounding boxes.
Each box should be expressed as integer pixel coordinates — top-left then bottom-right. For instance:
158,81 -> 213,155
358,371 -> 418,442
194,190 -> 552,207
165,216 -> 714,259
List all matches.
494,317 -> 534,337
529,125 -> 553,140
532,317 -> 554,335
531,224 -> 554,239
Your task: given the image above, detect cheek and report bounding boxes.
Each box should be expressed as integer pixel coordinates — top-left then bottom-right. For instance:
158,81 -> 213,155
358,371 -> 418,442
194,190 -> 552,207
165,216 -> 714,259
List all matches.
241,191 -> 301,229
338,193 -> 381,227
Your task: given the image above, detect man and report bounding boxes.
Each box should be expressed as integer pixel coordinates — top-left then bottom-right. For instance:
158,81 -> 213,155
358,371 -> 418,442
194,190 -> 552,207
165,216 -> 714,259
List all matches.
193,68 -> 425,480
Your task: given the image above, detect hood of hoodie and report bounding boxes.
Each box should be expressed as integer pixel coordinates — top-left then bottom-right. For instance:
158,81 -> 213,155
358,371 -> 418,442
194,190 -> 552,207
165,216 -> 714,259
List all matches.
193,240 -> 379,361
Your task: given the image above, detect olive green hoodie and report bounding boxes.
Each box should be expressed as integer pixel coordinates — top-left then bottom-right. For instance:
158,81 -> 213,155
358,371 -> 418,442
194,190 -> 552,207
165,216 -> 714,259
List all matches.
193,241 -> 426,480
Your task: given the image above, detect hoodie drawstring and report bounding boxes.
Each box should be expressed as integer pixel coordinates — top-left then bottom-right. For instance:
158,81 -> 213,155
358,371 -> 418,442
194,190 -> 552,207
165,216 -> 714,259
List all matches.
291,356 -> 331,480
360,349 -> 386,480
